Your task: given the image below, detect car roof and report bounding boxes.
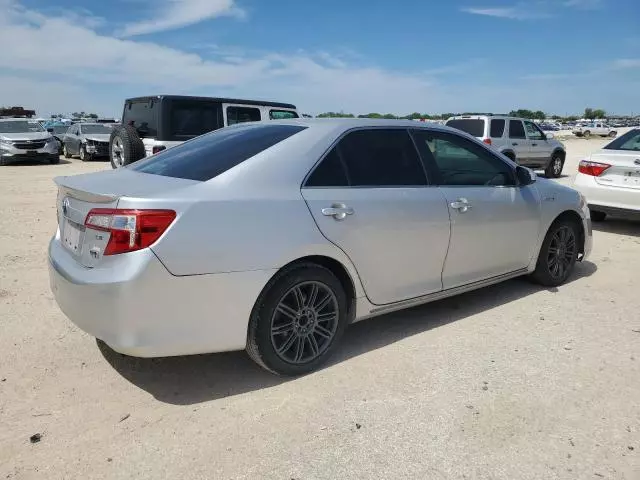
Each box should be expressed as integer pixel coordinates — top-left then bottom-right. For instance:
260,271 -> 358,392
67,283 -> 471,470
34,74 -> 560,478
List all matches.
125,95 -> 297,109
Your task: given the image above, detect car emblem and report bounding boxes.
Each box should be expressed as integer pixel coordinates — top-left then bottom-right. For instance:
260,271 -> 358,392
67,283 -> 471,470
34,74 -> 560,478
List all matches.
62,197 -> 70,215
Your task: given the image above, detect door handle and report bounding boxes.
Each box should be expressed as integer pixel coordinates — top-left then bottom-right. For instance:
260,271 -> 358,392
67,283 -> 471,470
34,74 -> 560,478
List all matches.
450,198 -> 472,213
322,203 -> 354,221
531,143 -> 538,147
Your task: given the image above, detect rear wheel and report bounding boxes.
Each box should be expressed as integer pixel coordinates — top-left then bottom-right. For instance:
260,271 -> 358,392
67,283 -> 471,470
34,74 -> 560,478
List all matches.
530,219 -> 579,287
545,154 -> 564,178
608,131 -> 617,138
247,264 -> 349,376
583,130 -> 591,138
109,125 -> 145,169
590,209 -> 606,222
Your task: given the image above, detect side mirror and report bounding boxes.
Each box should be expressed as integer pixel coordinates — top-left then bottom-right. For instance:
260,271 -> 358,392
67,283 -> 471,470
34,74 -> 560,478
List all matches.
516,166 -> 536,186
545,132 -> 554,139
47,128 -> 54,133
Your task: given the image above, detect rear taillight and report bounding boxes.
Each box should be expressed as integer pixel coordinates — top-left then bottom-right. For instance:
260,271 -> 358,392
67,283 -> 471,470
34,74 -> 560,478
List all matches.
578,160 -> 611,177
152,145 -> 166,154
85,209 -> 176,255
483,138 -> 492,145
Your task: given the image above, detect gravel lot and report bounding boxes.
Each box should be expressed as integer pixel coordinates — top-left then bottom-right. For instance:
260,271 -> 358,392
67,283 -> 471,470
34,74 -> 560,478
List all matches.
1,134 -> 639,480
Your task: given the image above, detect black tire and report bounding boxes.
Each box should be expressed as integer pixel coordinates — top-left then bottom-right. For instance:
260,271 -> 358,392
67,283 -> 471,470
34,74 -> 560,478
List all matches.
608,131 -> 617,138
530,219 -> 579,287
49,155 -> 60,165
109,124 -> 145,169
247,263 -> 349,376
583,130 -> 591,138
544,154 -> 564,178
63,144 -> 71,159
590,209 -> 606,222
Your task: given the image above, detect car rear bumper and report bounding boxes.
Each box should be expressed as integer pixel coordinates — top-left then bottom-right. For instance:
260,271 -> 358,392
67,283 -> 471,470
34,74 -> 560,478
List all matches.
48,232 -> 275,357
574,173 -> 640,214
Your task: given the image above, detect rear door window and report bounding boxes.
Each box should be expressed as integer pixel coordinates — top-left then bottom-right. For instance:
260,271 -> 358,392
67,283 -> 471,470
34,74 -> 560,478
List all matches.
124,100 -> 157,138
509,120 -> 526,139
128,124 -> 306,181
269,110 -> 299,120
336,129 -> 427,187
445,119 -> 485,137
305,148 -> 349,187
227,106 -> 261,125
490,119 -> 505,138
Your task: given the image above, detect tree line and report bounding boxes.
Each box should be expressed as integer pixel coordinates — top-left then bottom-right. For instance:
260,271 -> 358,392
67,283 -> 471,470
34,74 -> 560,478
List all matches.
315,107 -> 609,121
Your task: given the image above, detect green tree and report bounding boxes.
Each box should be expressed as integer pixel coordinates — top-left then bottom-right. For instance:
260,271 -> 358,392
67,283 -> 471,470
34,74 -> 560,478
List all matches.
316,111 -> 354,118
584,108 -> 595,119
509,109 -> 536,119
533,110 -> 546,120
357,112 -> 383,118
592,109 -> 607,119
88,113 -> 99,119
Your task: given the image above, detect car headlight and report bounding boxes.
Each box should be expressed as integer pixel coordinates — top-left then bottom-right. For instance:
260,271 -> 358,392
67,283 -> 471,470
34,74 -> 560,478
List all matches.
0,139 -> 12,146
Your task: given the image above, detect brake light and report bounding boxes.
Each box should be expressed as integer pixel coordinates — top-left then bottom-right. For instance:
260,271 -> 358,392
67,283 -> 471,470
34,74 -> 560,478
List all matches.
85,209 -> 176,255
152,145 -> 166,154
578,160 -> 611,177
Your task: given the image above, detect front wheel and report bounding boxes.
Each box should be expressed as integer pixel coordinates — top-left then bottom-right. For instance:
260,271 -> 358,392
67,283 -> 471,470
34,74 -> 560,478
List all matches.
583,130 -> 591,138
545,155 -> 564,178
63,144 -> 71,159
530,220 -> 579,287
246,264 -> 349,376
79,145 -> 88,161
608,131 -> 617,138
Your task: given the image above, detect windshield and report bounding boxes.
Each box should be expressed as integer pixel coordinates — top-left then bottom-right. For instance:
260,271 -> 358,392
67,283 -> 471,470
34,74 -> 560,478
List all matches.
445,119 -> 485,137
0,120 -> 45,133
80,124 -> 112,134
603,129 -> 640,151
52,126 -> 69,135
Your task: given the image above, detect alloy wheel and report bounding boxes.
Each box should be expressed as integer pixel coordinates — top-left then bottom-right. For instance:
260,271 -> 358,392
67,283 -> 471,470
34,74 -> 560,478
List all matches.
111,137 -> 124,168
546,226 -> 576,280
270,281 -> 339,364
553,157 -> 562,176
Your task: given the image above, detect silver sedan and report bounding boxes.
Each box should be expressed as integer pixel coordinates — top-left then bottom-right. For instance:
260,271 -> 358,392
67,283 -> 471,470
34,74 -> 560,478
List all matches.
48,119 -> 592,375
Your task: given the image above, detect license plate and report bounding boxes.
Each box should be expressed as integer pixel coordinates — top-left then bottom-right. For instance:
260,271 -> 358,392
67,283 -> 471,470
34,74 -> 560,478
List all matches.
27,150 -> 37,155
62,219 -> 83,254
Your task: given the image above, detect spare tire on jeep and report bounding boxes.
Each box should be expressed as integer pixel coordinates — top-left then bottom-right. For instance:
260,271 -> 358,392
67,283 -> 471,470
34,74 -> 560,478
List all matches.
109,124 -> 146,169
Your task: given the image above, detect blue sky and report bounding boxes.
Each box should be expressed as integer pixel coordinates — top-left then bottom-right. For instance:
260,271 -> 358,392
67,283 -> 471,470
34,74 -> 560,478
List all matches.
1,0 -> 638,117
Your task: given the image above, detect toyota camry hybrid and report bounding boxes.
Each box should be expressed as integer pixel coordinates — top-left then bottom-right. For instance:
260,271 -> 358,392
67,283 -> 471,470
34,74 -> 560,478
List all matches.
49,119 -> 592,375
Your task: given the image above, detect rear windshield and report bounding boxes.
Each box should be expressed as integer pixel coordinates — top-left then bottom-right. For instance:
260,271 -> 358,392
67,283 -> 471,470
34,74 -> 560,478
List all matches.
603,129 -> 640,151
129,124 -> 306,181
445,119 -> 485,137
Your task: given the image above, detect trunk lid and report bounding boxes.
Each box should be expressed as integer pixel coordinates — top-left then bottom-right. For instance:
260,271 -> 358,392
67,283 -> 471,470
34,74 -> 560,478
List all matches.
590,149 -> 640,190
54,169 -> 199,267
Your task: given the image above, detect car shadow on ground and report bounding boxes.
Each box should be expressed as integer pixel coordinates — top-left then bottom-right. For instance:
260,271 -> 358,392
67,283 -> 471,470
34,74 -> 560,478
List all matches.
3,159 -> 73,166
98,261 -> 597,406
592,218 -> 640,237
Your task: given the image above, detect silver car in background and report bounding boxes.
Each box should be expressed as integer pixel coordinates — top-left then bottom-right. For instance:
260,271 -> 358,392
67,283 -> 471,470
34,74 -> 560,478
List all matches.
48,119 -> 592,375
0,118 -> 60,165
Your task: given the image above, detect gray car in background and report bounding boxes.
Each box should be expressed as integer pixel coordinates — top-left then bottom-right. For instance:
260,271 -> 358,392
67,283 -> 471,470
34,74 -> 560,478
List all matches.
62,123 -> 113,161
0,118 -> 60,165
48,119 -> 592,376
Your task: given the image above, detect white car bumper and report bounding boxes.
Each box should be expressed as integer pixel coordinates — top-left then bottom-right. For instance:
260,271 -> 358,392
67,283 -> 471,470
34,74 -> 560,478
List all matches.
48,232 -> 275,357
573,172 -> 640,215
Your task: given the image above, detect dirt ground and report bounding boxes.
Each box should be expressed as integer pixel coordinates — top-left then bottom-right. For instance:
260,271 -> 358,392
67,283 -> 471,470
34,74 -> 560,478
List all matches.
1,134 -> 639,480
